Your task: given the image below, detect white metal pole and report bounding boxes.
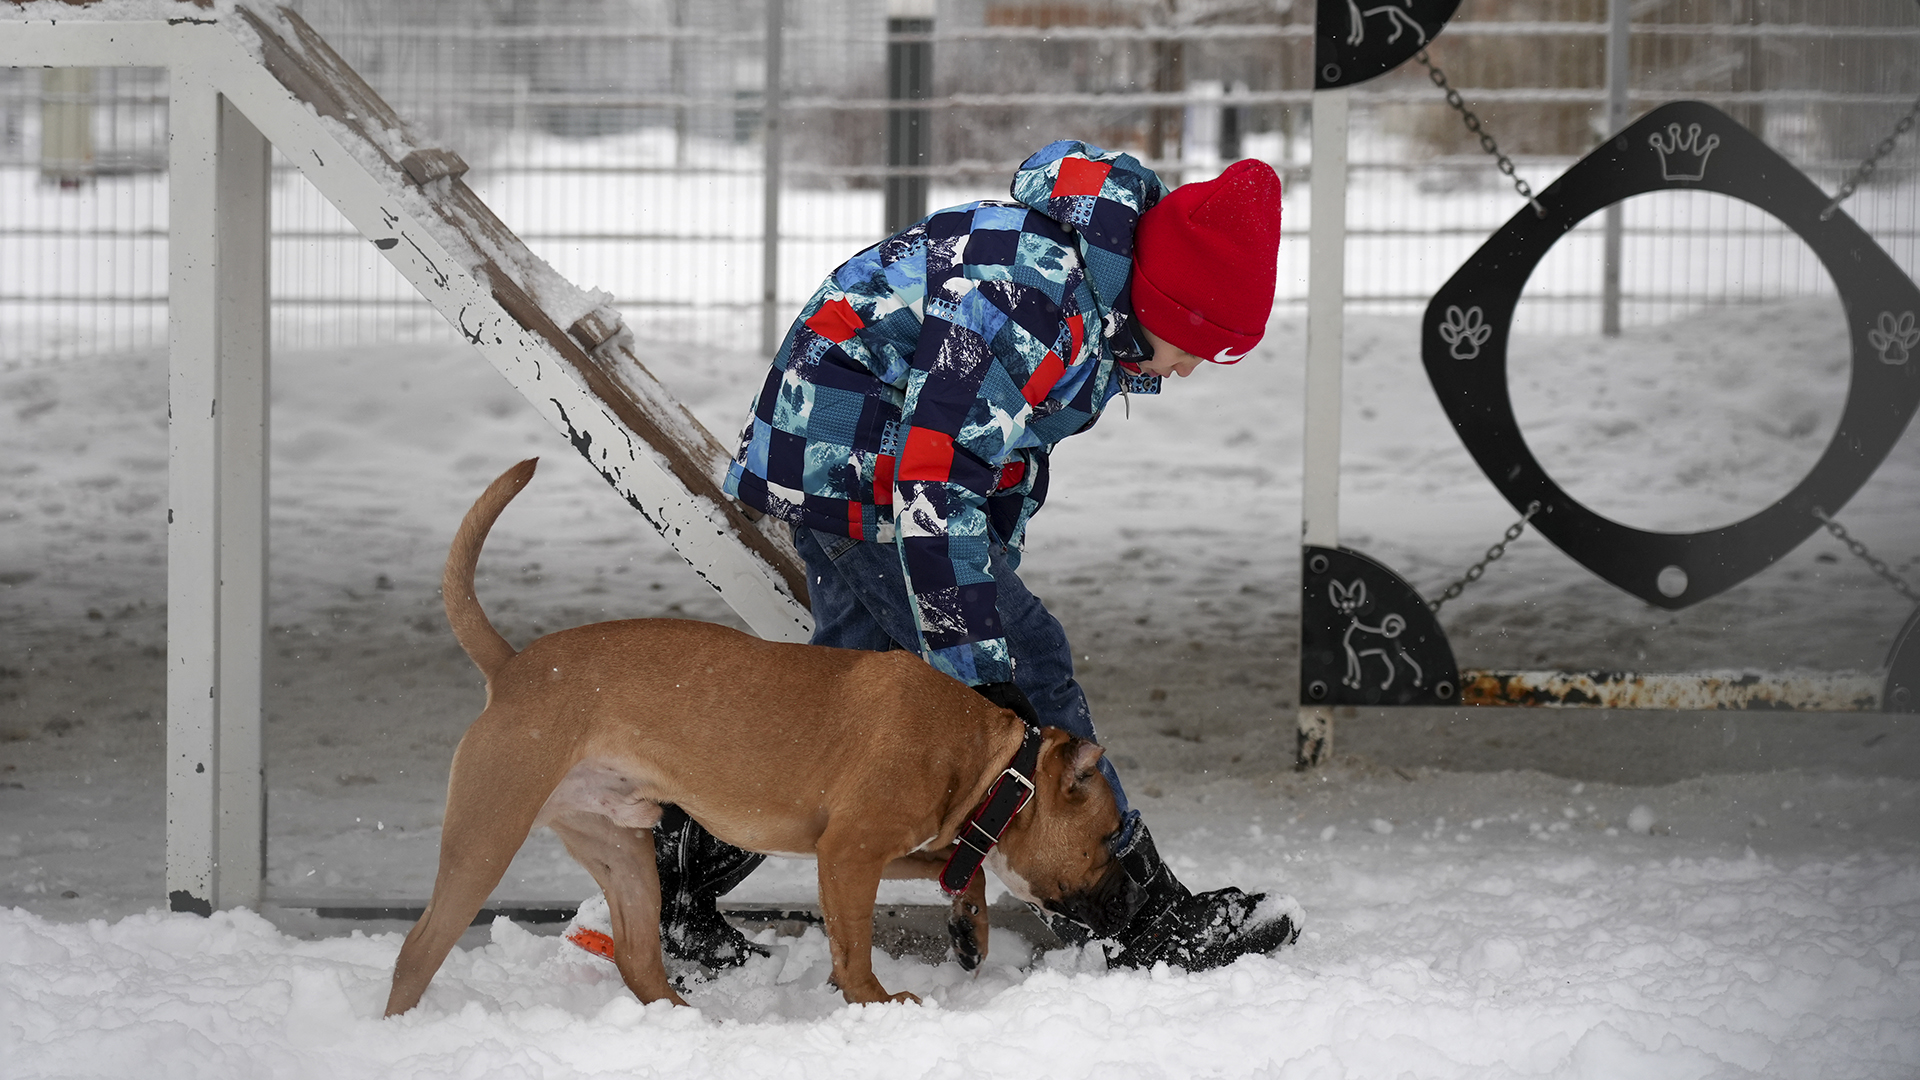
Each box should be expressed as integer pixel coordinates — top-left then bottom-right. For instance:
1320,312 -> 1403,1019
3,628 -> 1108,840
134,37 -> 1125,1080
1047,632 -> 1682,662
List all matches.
214,95 -> 271,911
1602,0 -> 1630,336
166,71 -> 222,915
1297,85 -> 1350,767
759,0 -> 785,358
1302,89 -> 1348,550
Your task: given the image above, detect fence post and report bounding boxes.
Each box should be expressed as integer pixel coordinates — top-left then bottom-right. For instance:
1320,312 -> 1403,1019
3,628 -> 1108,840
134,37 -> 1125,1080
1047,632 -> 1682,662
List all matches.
40,67 -> 94,187
1149,31 -> 1186,186
165,76 -> 270,914
164,79 -> 270,910
1602,0 -> 1630,336
760,0 -> 786,358
1297,85 -> 1349,768
166,68 -> 219,917
885,1 -> 933,236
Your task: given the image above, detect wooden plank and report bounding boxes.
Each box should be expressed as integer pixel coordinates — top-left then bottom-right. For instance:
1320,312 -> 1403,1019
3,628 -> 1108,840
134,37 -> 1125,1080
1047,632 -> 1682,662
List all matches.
233,5 -> 812,630
2,4 -> 815,639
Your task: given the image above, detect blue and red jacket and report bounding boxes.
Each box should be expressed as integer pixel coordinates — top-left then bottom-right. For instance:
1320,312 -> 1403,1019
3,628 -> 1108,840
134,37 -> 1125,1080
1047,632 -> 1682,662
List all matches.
724,141 -> 1167,685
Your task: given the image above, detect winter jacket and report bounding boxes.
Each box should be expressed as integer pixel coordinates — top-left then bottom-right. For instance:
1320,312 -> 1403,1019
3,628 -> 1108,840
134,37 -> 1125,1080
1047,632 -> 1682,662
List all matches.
724,140 -> 1168,686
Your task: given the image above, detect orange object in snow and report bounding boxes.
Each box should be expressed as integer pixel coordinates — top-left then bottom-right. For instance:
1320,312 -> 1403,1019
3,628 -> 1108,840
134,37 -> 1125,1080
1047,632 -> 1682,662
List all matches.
567,927 -> 616,961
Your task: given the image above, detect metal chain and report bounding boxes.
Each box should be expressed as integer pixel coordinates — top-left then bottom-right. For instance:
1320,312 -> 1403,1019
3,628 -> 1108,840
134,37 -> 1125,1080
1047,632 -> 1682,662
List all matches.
1413,49 -> 1547,219
1428,500 -> 1542,613
1811,507 -> 1920,605
1820,90 -> 1920,221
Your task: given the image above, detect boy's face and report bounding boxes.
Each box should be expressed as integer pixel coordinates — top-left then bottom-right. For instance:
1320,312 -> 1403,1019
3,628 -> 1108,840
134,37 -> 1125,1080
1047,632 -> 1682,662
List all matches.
1134,324 -> 1207,379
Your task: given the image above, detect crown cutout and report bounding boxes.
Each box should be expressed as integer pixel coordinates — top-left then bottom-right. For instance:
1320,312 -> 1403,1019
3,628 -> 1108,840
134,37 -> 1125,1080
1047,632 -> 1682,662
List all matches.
1649,122 -> 1720,182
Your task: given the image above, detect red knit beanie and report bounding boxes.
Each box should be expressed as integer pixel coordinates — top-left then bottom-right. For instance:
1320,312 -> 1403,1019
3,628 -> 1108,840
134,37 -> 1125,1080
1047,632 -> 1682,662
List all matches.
1130,159 -> 1282,364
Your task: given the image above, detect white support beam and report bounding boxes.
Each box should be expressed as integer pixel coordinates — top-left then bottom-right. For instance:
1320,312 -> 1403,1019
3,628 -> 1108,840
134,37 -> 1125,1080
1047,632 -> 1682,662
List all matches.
165,67 -> 222,915
1298,86 -> 1351,768
161,79 -> 270,916
214,95 -> 271,912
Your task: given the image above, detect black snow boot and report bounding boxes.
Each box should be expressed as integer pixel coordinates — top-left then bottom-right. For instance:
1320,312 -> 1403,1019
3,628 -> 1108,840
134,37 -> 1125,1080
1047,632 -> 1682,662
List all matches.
653,805 -> 769,970
1091,825 -> 1299,971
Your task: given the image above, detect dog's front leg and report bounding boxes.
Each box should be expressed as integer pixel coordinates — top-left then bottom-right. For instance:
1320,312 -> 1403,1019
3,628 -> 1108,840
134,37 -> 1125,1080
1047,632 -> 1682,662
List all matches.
883,849 -> 989,971
818,833 -> 917,1005
946,869 -> 990,972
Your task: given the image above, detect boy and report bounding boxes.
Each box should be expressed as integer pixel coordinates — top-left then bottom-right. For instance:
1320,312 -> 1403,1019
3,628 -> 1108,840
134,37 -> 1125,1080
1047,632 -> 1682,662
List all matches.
659,140 -> 1296,972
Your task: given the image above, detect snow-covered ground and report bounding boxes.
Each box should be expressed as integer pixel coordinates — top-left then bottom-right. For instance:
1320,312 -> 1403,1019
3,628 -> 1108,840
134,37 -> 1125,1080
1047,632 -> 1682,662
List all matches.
4,290 -> 1920,1077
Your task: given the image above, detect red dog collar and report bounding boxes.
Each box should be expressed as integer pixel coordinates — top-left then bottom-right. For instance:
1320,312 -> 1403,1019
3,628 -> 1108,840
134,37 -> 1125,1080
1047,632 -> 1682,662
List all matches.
939,726 -> 1043,897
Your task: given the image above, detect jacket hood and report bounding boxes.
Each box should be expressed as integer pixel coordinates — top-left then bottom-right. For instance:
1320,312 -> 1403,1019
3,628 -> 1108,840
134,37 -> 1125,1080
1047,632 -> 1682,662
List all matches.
1010,141 -> 1167,335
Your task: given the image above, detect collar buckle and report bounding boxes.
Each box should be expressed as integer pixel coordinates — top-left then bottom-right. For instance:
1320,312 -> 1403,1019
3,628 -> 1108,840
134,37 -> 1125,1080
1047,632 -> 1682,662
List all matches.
938,725 -> 1044,897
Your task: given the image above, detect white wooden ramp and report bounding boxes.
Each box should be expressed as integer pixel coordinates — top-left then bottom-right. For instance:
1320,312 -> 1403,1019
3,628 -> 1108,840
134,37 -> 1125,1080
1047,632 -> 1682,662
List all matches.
1,0 -> 812,915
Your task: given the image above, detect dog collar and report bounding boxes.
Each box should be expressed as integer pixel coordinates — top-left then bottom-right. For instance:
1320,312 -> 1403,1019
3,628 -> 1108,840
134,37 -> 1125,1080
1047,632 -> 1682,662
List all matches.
939,725 -> 1043,897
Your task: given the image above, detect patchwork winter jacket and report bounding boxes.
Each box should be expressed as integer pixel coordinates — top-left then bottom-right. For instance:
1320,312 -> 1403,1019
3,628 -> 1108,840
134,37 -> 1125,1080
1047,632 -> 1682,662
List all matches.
723,141 -> 1168,686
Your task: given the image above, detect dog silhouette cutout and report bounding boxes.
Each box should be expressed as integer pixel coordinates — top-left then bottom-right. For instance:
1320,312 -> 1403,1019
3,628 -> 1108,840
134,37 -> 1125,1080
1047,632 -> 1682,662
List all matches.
1329,578 -> 1425,691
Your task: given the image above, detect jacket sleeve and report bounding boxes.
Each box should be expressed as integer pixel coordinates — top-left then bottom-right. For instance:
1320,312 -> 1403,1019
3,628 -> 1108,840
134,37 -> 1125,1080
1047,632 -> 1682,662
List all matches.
890,220 -> 1094,685
892,144 -> 1165,686
893,243 -> 1022,686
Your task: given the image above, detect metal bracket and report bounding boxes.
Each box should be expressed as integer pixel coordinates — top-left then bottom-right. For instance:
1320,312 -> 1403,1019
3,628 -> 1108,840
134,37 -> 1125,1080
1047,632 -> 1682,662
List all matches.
1301,545 -> 1460,708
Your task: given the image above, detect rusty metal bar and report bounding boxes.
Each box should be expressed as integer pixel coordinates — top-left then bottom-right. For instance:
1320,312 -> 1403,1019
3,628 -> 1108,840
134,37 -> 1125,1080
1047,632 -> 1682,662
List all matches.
1460,670 -> 1884,711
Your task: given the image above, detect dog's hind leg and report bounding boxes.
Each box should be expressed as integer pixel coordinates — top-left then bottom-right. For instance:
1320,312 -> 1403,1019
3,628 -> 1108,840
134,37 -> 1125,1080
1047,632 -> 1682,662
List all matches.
384,710 -> 568,1017
549,810 -> 687,1007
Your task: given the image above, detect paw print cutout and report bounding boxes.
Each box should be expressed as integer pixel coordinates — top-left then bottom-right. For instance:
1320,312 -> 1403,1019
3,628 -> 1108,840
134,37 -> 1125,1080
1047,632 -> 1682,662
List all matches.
1869,311 -> 1918,365
1436,305 -> 1492,360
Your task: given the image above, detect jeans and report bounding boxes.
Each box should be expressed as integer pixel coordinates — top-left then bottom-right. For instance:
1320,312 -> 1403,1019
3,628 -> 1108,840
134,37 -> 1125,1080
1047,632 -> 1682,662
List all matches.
791,525 -> 1139,851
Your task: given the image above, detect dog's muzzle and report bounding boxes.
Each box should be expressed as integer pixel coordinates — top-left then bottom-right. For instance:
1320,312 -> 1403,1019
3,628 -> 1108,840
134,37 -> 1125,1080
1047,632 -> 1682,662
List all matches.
1048,859 -> 1143,938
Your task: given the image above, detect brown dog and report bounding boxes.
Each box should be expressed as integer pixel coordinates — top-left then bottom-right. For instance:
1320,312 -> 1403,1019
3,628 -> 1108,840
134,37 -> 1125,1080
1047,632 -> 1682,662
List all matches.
384,459 -> 1135,1014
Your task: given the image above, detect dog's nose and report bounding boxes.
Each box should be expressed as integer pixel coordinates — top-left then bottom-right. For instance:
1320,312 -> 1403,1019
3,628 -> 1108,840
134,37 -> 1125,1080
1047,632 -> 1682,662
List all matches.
1054,860 -> 1142,938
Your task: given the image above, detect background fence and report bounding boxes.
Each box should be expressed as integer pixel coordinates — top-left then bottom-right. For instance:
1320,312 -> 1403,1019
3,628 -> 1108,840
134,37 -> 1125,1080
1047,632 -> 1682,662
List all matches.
2,0 -> 1917,364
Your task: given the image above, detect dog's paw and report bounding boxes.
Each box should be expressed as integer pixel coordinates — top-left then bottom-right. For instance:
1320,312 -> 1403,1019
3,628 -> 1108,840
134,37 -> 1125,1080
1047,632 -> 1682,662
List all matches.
946,905 -> 984,971
947,890 -> 991,973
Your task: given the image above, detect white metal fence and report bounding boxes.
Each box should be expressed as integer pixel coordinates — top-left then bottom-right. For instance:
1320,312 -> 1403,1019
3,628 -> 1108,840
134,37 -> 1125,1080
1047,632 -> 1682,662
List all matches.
2,0 -> 1917,364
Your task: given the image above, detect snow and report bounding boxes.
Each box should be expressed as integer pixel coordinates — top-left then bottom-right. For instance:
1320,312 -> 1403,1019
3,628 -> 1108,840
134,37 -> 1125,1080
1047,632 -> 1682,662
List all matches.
5,173 -> 1920,1078
6,779 -> 1920,1077
7,300 -> 1919,1077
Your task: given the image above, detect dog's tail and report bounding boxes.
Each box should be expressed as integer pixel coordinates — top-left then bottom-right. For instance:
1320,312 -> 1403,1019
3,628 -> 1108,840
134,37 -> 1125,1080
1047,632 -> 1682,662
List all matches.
443,458 -> 538,682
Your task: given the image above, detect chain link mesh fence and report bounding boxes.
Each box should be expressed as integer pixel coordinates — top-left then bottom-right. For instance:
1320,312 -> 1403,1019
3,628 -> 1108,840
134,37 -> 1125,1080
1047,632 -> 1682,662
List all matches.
2,0 -> 1916,363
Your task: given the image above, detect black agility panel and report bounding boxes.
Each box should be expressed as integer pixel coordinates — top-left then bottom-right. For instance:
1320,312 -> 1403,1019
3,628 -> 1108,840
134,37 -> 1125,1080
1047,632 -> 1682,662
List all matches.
1423,100 -> 1920,611
1315,0 -> 1461,90
1301,546 -> 1460,707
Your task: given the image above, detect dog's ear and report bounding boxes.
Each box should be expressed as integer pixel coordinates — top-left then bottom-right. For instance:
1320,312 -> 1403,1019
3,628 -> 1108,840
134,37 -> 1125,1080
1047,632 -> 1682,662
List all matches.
1060,737 -> 1106,794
